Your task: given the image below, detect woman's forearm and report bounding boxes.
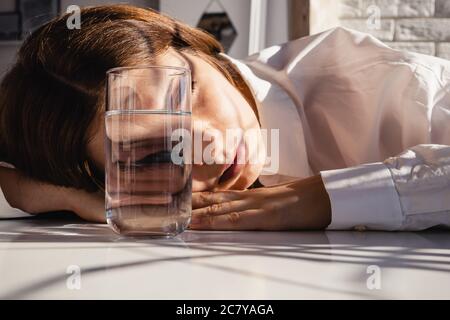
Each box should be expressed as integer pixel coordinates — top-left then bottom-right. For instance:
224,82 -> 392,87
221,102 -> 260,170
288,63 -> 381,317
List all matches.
286,175 -> 332,229
66,189 -> 106,223
190,175 -> 332,231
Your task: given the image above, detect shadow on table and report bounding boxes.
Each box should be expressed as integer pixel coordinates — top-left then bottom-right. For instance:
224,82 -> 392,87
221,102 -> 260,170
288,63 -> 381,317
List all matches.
0,212 -> 120,242
1,212 -> 449,246
1,213 -> 449,299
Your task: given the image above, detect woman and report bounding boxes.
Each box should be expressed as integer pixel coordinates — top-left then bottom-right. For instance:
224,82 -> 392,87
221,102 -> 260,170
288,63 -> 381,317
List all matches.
0,5 -> 449,231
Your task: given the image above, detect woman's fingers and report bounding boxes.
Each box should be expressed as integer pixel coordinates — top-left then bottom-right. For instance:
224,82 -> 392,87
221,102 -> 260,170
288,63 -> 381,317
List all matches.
191,189 -> 272,230
190,209 -> 269,230
192,190 -> 243,209
192,199 -> 253,217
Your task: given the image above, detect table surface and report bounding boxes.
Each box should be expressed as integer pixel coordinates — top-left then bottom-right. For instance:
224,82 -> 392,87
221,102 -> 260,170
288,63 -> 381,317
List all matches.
0,214 -> 449,299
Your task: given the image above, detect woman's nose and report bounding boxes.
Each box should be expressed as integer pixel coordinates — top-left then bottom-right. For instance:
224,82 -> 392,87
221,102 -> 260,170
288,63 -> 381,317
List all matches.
191,118 -> 225,166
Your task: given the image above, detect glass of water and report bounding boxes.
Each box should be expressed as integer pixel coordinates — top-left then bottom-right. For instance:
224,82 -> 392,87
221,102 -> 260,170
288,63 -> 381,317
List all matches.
105,66 -> 192,237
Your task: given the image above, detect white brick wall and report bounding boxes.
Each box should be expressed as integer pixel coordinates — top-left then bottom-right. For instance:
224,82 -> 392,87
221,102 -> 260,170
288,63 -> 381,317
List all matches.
337,0 -> 450,59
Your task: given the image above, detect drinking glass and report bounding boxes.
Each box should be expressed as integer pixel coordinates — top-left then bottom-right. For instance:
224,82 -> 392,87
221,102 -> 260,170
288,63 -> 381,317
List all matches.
105,66 -> 192,237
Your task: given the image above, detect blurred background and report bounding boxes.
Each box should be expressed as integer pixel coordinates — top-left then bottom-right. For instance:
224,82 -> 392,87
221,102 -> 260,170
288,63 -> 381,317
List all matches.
1,0 -> 450,80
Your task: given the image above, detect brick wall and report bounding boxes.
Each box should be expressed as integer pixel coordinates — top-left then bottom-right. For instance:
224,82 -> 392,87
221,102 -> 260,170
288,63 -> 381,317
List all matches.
338,0 -> 450,59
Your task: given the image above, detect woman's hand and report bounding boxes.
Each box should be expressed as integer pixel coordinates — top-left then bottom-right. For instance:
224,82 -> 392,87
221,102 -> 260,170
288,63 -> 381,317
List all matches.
190,175 -> 331,230
0,167 -> 105,222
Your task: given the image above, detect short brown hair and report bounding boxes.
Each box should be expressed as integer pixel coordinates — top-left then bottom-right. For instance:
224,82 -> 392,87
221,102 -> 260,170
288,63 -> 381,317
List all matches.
0,4 -> 255,192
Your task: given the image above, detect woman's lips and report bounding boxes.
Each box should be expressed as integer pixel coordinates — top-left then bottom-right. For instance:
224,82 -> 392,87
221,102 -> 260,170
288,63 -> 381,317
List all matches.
218,141 -> 245,185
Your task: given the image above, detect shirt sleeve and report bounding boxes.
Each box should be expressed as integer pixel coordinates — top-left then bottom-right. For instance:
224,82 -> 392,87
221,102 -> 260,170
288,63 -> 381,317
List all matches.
0,163 -> 32,219
320,144 -> 450,231
0,186 -> 31,218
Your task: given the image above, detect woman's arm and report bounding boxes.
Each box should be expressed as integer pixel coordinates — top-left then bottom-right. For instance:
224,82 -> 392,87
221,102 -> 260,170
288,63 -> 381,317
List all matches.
0,167 -> 105,222
191,144 -> 450,231
190,175 -> 331,230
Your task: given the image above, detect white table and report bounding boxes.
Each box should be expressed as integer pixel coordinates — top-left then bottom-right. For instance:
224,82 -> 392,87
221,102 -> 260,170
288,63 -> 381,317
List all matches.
0,215 -> 449,299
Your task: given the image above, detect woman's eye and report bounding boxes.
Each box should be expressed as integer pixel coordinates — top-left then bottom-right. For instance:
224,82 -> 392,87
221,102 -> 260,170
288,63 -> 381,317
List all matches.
191,80 -> 197,93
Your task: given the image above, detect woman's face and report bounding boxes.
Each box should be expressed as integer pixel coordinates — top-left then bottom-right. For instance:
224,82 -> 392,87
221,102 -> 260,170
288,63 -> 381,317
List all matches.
88,49 -> 265,192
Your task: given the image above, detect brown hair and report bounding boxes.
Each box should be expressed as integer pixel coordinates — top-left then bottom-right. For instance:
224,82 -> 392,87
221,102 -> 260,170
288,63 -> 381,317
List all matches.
0,4 -> 256,192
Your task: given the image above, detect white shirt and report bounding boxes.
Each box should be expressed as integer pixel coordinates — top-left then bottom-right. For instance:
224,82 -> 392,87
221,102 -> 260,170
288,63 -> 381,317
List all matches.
224,26 -> 450,231
0,162 -> 30,218
2,27 -> 450,230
